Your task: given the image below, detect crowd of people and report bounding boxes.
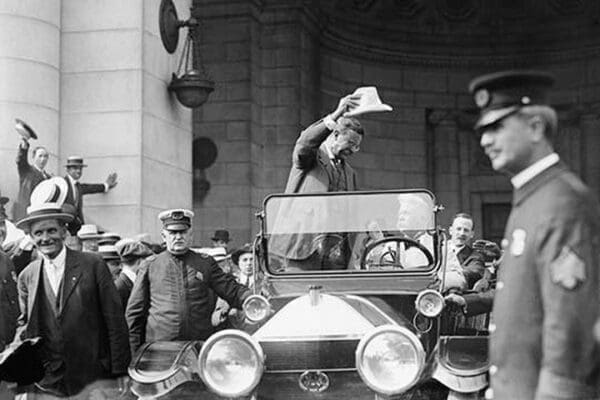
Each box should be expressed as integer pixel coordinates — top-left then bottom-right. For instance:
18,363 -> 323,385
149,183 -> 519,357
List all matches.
0,68 -> 598,400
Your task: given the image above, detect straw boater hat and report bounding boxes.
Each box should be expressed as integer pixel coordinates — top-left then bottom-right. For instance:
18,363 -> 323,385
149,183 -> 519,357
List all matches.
98,244 -> 120,261
64,156 -> 87,168
77,224 -> 102,239
98,232 -> 121,246
16,177 -> 74,230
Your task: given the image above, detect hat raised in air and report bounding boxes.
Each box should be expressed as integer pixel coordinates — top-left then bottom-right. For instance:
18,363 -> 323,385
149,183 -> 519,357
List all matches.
65,156 -> 87,168
468,70 -> 555,130
159,208 -> 194,231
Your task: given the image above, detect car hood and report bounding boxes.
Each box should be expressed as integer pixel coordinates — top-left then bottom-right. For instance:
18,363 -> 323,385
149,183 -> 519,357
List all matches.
252,293 -> 416,372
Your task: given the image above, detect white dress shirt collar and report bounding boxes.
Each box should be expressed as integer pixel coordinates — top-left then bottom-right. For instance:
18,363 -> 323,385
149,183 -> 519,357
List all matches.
43,245 -> 67,296
511,153 -> 560,189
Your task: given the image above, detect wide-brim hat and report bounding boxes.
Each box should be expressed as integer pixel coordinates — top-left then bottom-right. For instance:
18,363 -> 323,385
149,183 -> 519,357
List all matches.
211,229 -> 230,242
65,156 -> 87,168
0,336 -> 44,385
14,118 -> 38,140
16,178 -> 74,230
231,243 -> 253,266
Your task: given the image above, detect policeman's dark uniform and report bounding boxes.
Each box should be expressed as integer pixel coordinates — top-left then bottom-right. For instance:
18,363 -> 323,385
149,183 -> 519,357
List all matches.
126,209 -> 250,354
469,71 -> 600,400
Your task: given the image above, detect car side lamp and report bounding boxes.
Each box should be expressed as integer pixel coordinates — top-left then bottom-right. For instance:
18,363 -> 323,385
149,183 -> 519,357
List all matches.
415,289 -> 444,318
243,294 -> 271,324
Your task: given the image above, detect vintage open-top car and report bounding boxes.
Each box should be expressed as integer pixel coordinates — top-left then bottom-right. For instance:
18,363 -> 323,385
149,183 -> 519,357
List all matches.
128,190 -> 490,399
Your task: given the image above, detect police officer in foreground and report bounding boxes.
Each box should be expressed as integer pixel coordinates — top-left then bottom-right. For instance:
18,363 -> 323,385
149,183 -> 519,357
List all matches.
126,209 -> 251,354
470,70 -> 600,399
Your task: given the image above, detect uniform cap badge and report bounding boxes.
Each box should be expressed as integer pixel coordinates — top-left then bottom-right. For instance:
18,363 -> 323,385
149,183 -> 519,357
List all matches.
510,229 -> 526,256
474,89 -> 490,108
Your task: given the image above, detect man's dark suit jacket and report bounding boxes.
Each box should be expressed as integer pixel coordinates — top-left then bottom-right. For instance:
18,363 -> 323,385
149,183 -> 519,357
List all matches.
455,245 -> 486,288
284,119 -> 357,193
114,272 -> 134,310
14,248 -> 130,395
0,252 -> 19,351
64,176 -> 105,225
14,144 -> 50,221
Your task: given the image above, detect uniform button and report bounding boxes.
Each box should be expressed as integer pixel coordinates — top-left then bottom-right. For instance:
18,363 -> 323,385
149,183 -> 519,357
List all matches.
489,365 -> 498,375
496,281 -> 504,290
485,388 -> 494,399
489,323 -> 496,333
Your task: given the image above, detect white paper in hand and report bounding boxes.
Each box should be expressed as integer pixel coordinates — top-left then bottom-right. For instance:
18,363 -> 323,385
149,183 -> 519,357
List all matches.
344,86 -> 393,117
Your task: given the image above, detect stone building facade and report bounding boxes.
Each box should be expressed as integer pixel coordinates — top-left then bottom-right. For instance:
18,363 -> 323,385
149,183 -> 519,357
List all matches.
192,0 -> 600,246
0,0 -> 193,242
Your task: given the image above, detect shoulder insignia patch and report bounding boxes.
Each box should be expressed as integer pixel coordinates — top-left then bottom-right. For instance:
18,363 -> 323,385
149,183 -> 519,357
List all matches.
510,229 -> 526,256
550,246 -> 586,290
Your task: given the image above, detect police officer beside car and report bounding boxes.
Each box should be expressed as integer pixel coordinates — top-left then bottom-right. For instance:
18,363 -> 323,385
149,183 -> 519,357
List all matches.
470,70 -> 600,400
126,209 -> 251,355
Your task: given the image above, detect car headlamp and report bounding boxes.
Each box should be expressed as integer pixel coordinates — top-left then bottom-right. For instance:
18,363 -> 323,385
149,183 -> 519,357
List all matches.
243,294 -> 271,323
355,325 -> 425,395
198,330 -> 264,397
415,289 -> 444,318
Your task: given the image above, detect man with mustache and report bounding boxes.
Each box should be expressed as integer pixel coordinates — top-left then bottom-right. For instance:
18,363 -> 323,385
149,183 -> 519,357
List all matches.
471,70 -> 600,400
126,209 -> 251,354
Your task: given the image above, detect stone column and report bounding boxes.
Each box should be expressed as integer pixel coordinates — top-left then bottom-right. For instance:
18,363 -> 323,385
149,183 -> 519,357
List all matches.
0,1 -> 60,219
60,0 -> 193,240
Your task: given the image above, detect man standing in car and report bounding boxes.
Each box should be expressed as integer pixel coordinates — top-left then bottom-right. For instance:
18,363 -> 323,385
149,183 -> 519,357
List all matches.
471,70 -> 600,399
285,93 -> 363,193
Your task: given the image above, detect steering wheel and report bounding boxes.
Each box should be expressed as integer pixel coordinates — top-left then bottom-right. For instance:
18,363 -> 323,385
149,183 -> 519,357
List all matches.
360,235 -> 434,270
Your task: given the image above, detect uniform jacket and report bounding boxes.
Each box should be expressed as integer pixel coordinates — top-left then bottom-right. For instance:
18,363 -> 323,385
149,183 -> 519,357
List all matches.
14,144 -> 50,221
284,119 -> 357,193
0,251 -> 19,351
14,248 -> 130,395
455,245 -> 486,288
490,162 -> 600,400
63,175 -> 106,225
126,250 -> 250,354
114,272 -> 134,311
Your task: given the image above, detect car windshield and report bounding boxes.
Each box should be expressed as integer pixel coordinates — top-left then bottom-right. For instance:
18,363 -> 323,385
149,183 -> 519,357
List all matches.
264,191 -> 437,273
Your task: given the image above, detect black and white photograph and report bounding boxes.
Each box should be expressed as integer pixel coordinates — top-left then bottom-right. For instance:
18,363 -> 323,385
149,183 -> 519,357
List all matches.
0,0 -> 599,399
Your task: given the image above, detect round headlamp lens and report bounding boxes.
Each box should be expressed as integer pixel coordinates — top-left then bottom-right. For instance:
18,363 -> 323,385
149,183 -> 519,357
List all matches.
356,326 -> 424,395
243,294 -> 271,323
199,330 -> 264,397
415,290 -> 444,318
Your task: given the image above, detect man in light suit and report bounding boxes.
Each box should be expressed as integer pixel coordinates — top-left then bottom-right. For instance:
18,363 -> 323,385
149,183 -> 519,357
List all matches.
284,93 -> 363,193
63,156 -> 117,234
12,179 -> 130,398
